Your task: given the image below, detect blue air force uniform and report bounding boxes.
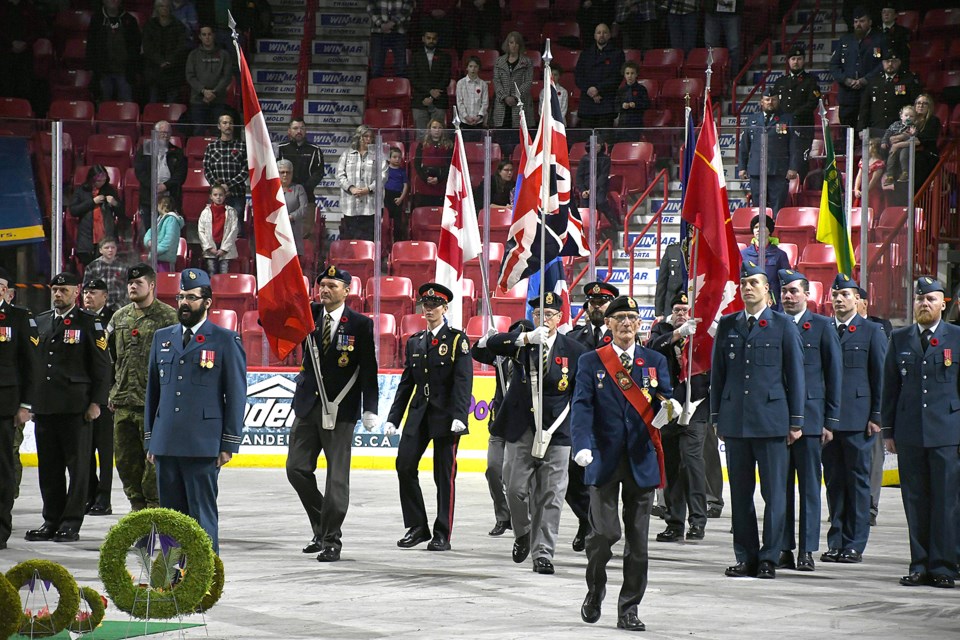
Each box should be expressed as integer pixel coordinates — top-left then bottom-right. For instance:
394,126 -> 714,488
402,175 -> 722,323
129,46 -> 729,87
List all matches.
710,262 -> 805,573
737,92 -> 803,216
778,270 -> 842,563
821,274 -> 887,562
882,278 -> 960,586
829,15 -> 886,128
145,269 -> 247,553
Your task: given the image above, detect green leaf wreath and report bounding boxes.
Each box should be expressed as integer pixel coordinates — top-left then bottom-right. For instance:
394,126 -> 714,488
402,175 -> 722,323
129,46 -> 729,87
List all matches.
5,560 -> 80,638
68,586 -> 107,634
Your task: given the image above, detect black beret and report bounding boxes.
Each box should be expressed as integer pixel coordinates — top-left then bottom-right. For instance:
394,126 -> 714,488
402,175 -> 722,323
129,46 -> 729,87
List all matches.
317,264 -> 352,285
127,262 -> 155,281
84,278 -> 108,291
604,295 -> 640,318
50,272 -> 80,286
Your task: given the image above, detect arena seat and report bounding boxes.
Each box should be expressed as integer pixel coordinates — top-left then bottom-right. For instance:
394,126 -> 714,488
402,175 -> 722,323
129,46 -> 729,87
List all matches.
35,131 -> 76,182
345,275 -> 363,312
241,310 -> 302,367
96,101 -> 140,140
609,141 -> 654,194
398,313 -> 426,363
464,242 -> 504,291
797,244 -> 837,292
465,315 -> 511,343
48,99 -> 95,152
773,207 -> 819,257
363,107 -> 404,130
683,47 -> 729,91
364,313 -> 399,368
61,37 -> 87,70
49,69 -> 93,102
72,165 -> 122,190
365,276 -> 414,319
482,206 -> 513,246
491,280 -> 528,320
0,98 -> 35,137
210,273 -> 257,318
123,167 -> 139,220
366,77 -> 412,110
142,103 -> 189,134
640,49 -> 684,83
551,48 -> 581,74
185,136 -> 217,169
180,168 -> 211,223
659,78 -> 704,125
409,207 -> 443,242
155,271 -> 181,308
85,134 -> 134,172
207,308 -> 238,332
732,207 -> 772,244
329,239 -> 377,287
778,242 -> 798,268
389,240 -> 437,282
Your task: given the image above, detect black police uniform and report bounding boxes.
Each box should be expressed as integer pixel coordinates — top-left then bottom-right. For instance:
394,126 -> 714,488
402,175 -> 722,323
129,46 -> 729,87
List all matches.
772,50 -> 821,174
829,24 -> 887,129
84,289 -> 117,515
857,52 -> 921,137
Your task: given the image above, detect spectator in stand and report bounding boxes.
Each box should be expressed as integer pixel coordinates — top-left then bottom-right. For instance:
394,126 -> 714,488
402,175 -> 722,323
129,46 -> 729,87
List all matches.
552,65 -> 569,123
171,0 -> 199,43
134,120 -> 188,214
857,46 -> 920,139
880,105 -> 916,187
86,0 -> 141,103
575,136 -> 616,232
575,23 -> 625,131
368,0 -> 414,79
665,0 -> 699,54
69,165 -> 121,267
578,0 -> 616,50
412,119 -> 453,208
278,159 -> 309,259
202,113 -> 248,218
384,147 -> 409,241
461,0 -> 500,50
492,31 -> 534,155
143,195 -> 184,272
772,46 -> 821,178
737,88 -> 802,217
198,184 -> 239,275
277,118 -> 325,205
186,26 -> 234,135
409,29 -> 452,131
617,60 -> 650,139
336,125 -> 386,241
473,160 -> 515,207
0,0 -> 41,103
853,138 -> 884,207
878,3 -> 910,70
739,214 -> 791,311
829,6 -> 886,130
704,0 -> 742,75
456,56 -> 489,139
83,237 -> 129,308
912,93 -> 941,188
142,0 -> 188,104
615,0 -> 659,51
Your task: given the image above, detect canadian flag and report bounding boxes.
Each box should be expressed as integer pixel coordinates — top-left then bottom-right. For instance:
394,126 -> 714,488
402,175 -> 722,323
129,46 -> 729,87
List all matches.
435,126 -> 482,329
236,40 -> 314,358
679,95 -> 743,378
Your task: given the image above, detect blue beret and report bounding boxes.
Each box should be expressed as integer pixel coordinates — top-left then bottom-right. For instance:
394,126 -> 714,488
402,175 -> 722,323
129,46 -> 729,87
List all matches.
50,272 -> 80,286
180,268 -> 211,290
778,268 -> 807,287
915,276 -> 944,295
831,273 -> 860,291
317,264 -> 352,285
528,291 -> 563,311
603,295 -> 640,318
741,261 -> 766,279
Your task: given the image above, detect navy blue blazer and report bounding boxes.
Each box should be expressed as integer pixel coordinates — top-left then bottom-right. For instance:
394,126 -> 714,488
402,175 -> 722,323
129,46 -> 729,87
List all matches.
795,310 -> 843,435
571,344 -> 672,489
834,313 -> 886,432
145,319 -> 247,457
710,307 -> 805,438
881,322 -> 960,448
737,110 -> 803,177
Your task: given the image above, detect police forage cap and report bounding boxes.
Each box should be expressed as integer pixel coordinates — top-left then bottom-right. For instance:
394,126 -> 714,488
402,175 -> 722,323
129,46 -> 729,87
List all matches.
741,261 -> 765,278
317,264 -> 352,285
778,268 -> 807,287
915,276 -> 944,295
418,282 -> 453,303
127,262 -> 155,281
180,268 -> 211,290
528,291 -> 563,310
670,292 -> 689,307
881,45 -> 902,60
751,214 -> 776,234
786,45 -> 804,58
583,281 -> 619,299
84,278 -> 108,291
831,273 -> 860,291
852,5 -> 869,18
604,295 -> 639,318
50,272 -> 80,286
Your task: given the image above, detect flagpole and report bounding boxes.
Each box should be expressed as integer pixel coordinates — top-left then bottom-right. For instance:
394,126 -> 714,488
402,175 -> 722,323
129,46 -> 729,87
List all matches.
535,40 -> 554,442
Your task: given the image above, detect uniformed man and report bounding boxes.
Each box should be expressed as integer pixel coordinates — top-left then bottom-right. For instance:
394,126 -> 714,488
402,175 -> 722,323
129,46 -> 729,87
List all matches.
571,295 -> 672,632
82,278 -> 117,516
738,87 -> 803,217
882,277 -> 960,589
485,292 -> 586,574
711,261 -> 805,579
567,280 -> 618,550
777,269 -> 842,572
858,286 -> 891,527
858,45 -> 921,138
287,265 -> 379,563
772,45 -> 821,176
821,274 -> 886,564
647,292 -> 709,542
829,5 -> 887,129
0,267 -> 38,550
107,263 -> 179,512
3,271 -> 34,502
26,272 -> 111,543
654,240 -> 686,322
878,3 -> 911,71
145,268 -> 247,554
385,283 -> 473,551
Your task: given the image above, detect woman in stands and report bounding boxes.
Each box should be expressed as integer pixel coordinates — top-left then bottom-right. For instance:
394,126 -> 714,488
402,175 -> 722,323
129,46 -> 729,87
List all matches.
337,124 -> 386,241
278,159 -> 309,261
68,165 -> 121,267
412,119 -> 453,208
492,31 -> 533,159
912,93 -> 942,188
473,160 -> 516,207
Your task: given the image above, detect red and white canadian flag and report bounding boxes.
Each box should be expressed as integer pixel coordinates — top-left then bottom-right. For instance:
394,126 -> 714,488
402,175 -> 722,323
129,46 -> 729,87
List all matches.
435,126 -> 482,329
235,39 -> 314,358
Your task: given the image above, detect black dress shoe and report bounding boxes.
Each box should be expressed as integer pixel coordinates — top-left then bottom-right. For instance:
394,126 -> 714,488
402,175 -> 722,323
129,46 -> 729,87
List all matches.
869,513 -> 877,526
838,549 -> 862,563
426,533 -> 451,551
685,525 -> 705,540
725,562 -> 757,578
706,505 -> 723,518
796,552 -> 815,572
931,574 -> 955,589
302,539 -> 323,554
899,572 -> 928,586
87,504 -> 112,516
820,548 -> 841,563
580,592 -> 602,624
777,550 -> 796,570
489,520 -> 511,536
572,520 -> 589,552
617,611 -> 646,631
0,540 -> 7,550
316,547 -> 341,562
397,526 -> 431,548
53,528 -> 80,543
656,527 -> 684,542
512,533 -> 530,563
757,560 -> 776,579
24,525 -> 56,541
532,557 -> 555,574
650,505 -> 667,519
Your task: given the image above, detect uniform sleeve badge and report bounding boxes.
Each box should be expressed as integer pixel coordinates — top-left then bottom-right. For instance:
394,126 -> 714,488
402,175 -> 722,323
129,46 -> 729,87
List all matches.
461,338 -> 469,354
96,335 -> 108,350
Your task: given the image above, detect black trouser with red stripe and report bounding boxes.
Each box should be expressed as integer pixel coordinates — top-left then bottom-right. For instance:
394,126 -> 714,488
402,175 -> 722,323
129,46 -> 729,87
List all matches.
397,428 -> 459,541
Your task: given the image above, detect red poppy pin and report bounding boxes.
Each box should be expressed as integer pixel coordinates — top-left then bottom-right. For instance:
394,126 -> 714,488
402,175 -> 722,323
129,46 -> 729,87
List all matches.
63,318 -> 72,326
930,337 -> 939,347
802,322 -> 811,330
196,334 -> 206,343
848,325 -> 857,333
0,314 -> 5,320
431,338 -> 439,346
131,329 -> 139,337
603,335 -> 611,343
758,319 -> 768,328
555,356 -> 562,365
340,316 -> 348,323
635,357 -> 644,366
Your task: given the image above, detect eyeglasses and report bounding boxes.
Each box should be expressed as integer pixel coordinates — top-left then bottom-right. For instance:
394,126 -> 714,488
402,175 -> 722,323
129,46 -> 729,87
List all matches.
609,314 -> 640,324
533,310 -> 560,319
175,294 -> 204,303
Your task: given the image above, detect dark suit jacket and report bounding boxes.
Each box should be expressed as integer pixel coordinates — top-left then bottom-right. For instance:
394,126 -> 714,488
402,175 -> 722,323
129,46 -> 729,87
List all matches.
834,313 -> 886,432
654,242 -> 685,317
738,110 -> 803,177
134,143 -> 188,209
568,322 -> 613,351
0,302 -> 38,416
292,303 -> 379,422
794,310 -> 842,435
409,48 -> 452,110
34,307 -> 111,415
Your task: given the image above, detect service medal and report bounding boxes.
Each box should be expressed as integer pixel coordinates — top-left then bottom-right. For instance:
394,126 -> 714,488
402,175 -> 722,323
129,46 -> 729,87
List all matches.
649,367 -> 658,388
439,343 -> 448,356
200,350 -> 216,369
558,376 -> 568,391
596,370 -> 606,389
945,348 -> 953,367
338,352 -> 349,367
615,371 -> 633,390
0,327 -> 9,342
641,388 -> 652,402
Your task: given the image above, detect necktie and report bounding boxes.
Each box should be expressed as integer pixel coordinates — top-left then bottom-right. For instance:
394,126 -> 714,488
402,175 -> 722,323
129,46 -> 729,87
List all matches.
54,315 -> 63,330
594,326 -> 602,345
837,323 -> 847,339
620,352 -> 632,372
747,316 -> 756,331
541,343 -> 550,373
183,328 -> 193,348
764,114 -> 771,126
921,329 -> 932,353
322,314 -> 332,351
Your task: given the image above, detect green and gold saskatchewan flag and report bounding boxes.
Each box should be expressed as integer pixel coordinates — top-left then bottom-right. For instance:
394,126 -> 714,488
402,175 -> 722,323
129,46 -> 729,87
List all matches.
815,100 -> 855,275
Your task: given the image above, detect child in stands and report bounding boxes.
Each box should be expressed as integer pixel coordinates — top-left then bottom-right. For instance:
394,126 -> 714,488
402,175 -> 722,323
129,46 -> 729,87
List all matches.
456,56 -> 489,138
617,61 -> 650,141
198,183 -> 239,275
143,195 -> 185,272
384,147 -> 410,242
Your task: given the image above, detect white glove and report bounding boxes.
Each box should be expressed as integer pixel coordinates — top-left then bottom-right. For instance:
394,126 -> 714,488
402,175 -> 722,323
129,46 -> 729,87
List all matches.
477,327 -> 497,348
678,318 -> 700,337
667,398 -> 683,421
574,449 -> 593,467
525,326 -> 549,345
451,419 -> 467,433
384,422 -> 399,436
361,411 -> 379,431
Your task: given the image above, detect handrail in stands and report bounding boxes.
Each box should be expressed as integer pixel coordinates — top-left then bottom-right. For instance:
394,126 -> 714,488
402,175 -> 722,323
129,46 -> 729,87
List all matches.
911,139 -> 959,275
292,0 -> 318,119
624,168 -> 670,297
569,237 -> 614,325
779,0 -> 821,68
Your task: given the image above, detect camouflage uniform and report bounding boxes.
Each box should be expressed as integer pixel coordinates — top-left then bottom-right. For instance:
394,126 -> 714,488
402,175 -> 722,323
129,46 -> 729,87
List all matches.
107,298 -> 178,510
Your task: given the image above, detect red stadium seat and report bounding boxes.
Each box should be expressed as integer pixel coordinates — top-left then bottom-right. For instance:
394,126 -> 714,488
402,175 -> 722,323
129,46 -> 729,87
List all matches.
389,240 -> 438,282
683,47 -> 729,91
123,167 -> 139,220
345,275 -> 363,312
897,10 -> 919,34
53,10 -> 91,46
48,99 -> 95,152
465,315 -> 511,343
409,207 -> 443,242
210,273 -> 257,318
142,103 -> 188,134
464,141 -> 502,184
365,276 -> 414,319
174,238 -> 189,271
180,168 -> 211,223
633,78 -> 659,102
659,78 -> 704,125
464,242 -> 504,291
610,141 -> 654,194
155,271 -> 181,308
185,136 -> 217,169
461,49 -> 499,77
849,207 -> 873,252
86,134 -> 134,172
777,242 -> 798,268
0,98 -> 35,137
96,101 -> 140,140
624,49 -> 643,66
567,141 -> 588,176
460,278 -> 477,324
329,239 -> 377,287
491,280 -> 528,320
542,21 -> 580,45
732,207 -> 772,244
61,37 -> 87,70
398,313 -> 426,363
483,206 -> 513,246
363,313 -> 399,368
49,69 -> 93,102
797,244 -> 837,291
207,308 -> 238,332
807,280 -> 824,307
919,8 -> 960,40
640,49 -> 684,83
551,48 -> 581,74
363,107 -> 404,129
241,310 -> 301,367
366,77 -> 412,110
773,207 -> 819,257
36,131 -> 76,184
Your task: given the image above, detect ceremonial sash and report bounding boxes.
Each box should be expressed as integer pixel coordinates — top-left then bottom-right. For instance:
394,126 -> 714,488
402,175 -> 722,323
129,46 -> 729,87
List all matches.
597,345 -> 666,488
